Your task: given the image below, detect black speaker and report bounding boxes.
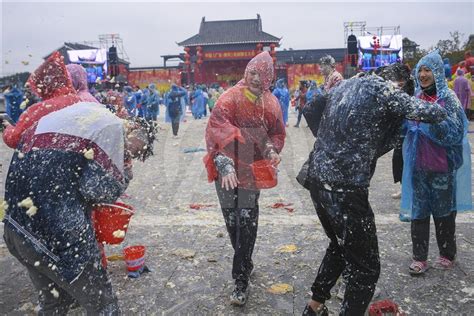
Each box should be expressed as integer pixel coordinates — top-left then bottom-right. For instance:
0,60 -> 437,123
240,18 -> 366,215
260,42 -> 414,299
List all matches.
351,55 -> 357,67
347,35 -> 358,55
108,46 -> 118,64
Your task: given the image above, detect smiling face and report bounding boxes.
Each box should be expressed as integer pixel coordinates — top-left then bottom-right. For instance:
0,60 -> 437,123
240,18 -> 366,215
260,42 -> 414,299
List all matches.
245,69 -> 263,96
418,65 -> 435,88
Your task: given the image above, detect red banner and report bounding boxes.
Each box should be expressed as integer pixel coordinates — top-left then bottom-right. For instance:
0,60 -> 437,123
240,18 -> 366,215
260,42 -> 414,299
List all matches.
128,69 -> 181,93
204,50 -> 256,60
287,63 -> 344,90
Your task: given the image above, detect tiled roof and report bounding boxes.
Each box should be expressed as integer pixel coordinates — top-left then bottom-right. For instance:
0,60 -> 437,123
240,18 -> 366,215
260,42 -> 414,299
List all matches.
64,42 -> 97,50
44,42 -> 98,61
178,15 -> 280,46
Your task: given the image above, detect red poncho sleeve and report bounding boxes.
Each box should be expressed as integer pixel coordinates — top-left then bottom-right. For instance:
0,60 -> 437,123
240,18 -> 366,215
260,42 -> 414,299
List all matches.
203,89 -> 246,182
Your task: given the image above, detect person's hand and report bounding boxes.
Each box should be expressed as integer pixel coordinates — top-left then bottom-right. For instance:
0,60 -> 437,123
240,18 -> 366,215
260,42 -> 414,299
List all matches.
269,152 -> 281,166
2,120 -> 12,128
221,172 -> 239,190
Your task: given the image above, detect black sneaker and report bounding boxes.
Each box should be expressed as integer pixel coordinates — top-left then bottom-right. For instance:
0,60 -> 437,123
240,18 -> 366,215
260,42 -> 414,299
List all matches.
230,280 -> 248,306
302,304 -> 329,316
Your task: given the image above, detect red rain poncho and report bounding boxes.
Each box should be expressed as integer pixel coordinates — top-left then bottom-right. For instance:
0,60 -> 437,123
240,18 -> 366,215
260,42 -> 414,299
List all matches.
3,51 -> 81,149
204,52 -> 286,190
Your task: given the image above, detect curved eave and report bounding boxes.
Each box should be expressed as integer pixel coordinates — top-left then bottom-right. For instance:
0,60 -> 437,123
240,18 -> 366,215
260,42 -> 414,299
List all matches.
178,40 -> 281,47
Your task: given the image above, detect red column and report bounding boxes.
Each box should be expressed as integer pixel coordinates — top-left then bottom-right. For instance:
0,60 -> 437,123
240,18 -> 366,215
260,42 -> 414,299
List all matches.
195,46 -> 203,84
270,43 -> 277,79
184,47 -> 191,85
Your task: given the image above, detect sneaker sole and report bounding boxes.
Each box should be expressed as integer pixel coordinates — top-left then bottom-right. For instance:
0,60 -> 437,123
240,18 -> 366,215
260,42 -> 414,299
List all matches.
229,297 -> 246,306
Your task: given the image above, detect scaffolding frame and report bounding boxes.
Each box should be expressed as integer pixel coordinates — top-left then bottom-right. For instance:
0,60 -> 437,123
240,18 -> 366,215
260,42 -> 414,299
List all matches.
344,21 -> 367,45
83,34 -> 130,63
344,22 -> 401,45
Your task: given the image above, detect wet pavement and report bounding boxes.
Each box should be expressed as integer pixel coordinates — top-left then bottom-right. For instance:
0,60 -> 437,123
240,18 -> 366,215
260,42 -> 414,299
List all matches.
1,107 -> 473,315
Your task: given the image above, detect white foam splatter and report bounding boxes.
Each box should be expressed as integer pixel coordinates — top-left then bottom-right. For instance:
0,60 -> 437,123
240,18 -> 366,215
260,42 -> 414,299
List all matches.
112,230 -> 125,238
26,206 -> 38,217
83,148 -> 94,160
50,288 -> 59,298
18,197 -> 34,208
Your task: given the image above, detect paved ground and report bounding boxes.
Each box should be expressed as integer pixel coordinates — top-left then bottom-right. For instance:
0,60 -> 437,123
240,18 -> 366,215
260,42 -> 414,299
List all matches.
1,107 -> 473,315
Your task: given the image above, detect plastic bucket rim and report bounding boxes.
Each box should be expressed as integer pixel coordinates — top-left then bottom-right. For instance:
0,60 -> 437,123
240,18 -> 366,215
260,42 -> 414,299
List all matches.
124,245 -> 146,254
95,203 -> 135,215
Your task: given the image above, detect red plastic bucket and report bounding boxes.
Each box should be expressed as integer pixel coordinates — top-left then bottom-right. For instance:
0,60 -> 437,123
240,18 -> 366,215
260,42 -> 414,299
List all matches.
92,202 -> 134,245
251,160 -> 278,189
124,245 -> 146,272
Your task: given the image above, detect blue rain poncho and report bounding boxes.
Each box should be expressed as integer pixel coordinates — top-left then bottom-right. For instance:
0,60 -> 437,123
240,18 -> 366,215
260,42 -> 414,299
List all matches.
123,86 -> 137,117
400,51 -> 472,221
4,87 -> 24,123
305,80 -> 321,104
165,85 -> 187,123
272,78 -> 290,125
146,84 -> 161,120
192,88 -> 206,119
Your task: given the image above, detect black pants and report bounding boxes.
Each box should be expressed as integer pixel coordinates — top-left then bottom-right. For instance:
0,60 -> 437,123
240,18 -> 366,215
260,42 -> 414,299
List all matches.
392,145 -> 403,184
171,121 -> 180,136
215,183 -> 260,284
4,227 -> 119,315
171,115 -> 181,136
295,108 -> 304,127
309,186 -> 380,316
411,212 -> 457,261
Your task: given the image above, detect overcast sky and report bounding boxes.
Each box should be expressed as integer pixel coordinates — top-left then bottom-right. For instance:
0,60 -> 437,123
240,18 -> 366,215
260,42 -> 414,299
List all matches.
1,1 -> 473,76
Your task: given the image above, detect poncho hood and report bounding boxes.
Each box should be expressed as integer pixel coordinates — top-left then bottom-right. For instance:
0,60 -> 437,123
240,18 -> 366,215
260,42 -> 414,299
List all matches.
27,51 -> 75,100
415,50 -> 449,99
66,64 -> 88,93
242,51 -> 274,91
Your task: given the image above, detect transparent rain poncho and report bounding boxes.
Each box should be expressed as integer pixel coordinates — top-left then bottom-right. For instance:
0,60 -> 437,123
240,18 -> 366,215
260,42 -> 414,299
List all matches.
272,78 -> 290,124
4,86 -> 24,123
2,51 -> 80,149
204,52 -> 286,190
400,51 -> 472,221
66,64 -> 99,103
165,84 -> 187,123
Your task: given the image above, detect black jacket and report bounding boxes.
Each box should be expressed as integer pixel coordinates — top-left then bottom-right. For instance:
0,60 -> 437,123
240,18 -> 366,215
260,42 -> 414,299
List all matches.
307,75 -> 447,190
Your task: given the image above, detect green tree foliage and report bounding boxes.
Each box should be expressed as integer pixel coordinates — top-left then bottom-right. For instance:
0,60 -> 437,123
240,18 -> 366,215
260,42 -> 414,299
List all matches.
403,32 -> 473,68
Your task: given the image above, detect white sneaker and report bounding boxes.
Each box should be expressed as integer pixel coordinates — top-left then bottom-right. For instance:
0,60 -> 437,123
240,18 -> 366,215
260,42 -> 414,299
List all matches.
391,191 -> 402,199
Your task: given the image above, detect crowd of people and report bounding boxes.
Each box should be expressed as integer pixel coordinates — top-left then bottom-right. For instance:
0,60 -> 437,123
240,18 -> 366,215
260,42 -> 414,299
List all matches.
3,71 -> 226,139
1,48 -> 472,315
206,49 -> 471,316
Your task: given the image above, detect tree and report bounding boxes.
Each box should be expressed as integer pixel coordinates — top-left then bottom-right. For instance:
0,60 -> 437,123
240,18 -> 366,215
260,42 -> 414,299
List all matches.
433,31 -> 463,56
464,34 -> 474,52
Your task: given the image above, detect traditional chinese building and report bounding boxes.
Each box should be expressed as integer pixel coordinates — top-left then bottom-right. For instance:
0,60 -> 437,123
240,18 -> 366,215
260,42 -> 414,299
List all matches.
177,14 -> 280,87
